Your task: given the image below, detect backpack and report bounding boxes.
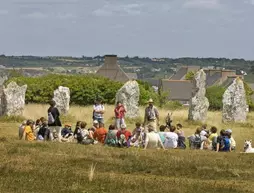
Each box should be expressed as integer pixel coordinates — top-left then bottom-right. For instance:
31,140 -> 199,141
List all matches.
192,134 -> 202,149
220,136 -> 230,151
48,112 -> 55,124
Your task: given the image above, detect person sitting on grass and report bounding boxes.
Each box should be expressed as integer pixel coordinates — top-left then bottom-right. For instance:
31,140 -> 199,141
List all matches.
23,120 -> 36,141
37,119 -> 50,141
164,126 -> 179,149
61,124 -> 74,142
207,126 -> 218,150
216,129 -> 231,152
158,125 -> 167,144
34,119 -> 42,137
116,124 -> 132,148
226,129 -> 236,151
131,122 -> 144,147
104,124 -> 118,147
19,120 -> 27,140
76,122 -> 95,145
74,121 -> 82,139
144,126 -> 165,150
188,127 -> 207,150
93,122 -> 108,144
176,124 -> 186,149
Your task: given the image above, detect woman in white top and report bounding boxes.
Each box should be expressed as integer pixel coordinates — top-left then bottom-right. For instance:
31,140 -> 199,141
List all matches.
144,126 -> 165,149
164,126 -> 178,149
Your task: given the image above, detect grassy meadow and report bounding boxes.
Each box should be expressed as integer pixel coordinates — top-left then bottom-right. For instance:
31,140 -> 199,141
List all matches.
1,104 -> 254,193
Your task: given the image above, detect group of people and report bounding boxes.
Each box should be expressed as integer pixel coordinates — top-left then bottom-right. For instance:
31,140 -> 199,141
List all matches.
19,98 -> 237,152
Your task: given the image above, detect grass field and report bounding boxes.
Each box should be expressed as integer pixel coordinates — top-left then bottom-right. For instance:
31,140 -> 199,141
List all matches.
1,104 -> 254,193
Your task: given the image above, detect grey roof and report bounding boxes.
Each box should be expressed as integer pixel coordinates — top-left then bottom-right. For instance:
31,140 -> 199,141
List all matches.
169,67 -> 188,80
96,55 -> 130,82
160,79 -> 193,101
142,78 -> 160,87
126,73 -> 138,80
206,72 -> 222,87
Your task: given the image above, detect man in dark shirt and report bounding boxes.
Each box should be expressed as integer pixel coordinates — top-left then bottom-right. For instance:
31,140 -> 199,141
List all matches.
48,100 -> 62,142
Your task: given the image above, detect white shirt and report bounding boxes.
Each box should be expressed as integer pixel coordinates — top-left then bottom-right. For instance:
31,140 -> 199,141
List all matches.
144,132 -> 164,149
93,104 -> 104,119
164,132 -> 178,149
200,130 -> 207,136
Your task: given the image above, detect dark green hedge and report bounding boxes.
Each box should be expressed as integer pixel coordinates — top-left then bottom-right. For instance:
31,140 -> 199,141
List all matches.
7,74 -> 158,106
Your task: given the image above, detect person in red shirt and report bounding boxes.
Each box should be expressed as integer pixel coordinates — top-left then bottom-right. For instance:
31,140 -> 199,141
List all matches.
116,124 -> 132,147
93,122 -> 108,144
114,101 -> 126,130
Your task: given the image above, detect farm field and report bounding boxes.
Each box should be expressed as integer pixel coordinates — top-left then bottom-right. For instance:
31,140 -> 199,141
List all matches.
1,104 -> 254,193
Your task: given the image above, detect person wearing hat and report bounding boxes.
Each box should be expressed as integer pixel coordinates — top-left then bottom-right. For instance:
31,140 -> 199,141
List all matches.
116,124 -> 132,147
143,98 -> 160,132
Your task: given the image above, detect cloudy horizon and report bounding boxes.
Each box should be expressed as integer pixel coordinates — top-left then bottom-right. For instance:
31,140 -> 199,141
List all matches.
1,0 -> 254,59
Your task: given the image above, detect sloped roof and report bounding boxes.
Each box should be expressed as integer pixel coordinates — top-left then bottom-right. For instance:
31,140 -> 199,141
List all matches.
161,79 -> 193,101
206,72 -> 221,87
126,73 -> 138,80
96,55 -> 130,82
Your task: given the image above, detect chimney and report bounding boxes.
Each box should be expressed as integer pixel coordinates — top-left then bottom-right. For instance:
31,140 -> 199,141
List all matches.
104,55 -> 117,68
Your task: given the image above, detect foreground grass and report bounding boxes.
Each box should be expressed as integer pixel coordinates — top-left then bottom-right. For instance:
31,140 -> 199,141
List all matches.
1,105 -> 254,192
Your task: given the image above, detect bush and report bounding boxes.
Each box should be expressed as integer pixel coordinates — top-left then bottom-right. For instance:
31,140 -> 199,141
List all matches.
206,86 -> 226,110
7,74 -> 158,106
162,101 -> 183,110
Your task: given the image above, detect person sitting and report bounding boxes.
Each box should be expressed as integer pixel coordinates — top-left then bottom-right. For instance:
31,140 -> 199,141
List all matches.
176,124 -> 186,149
104,125 -> 118,146
158,125 -> 167,144
116,124 -> 132,148
188,127 -> 207,150
34,119 -> 42,137
23,120 -> 36,141
37,120 -> 50,141
226,129 -> 236,151
93,122 -> 108,144
61,124 -> 74,142
164,126 -> 178,149
131,122 -> 144,147
200,124 -> 209,138
216,129 -> 231,152
76,122 -> 94,145
144,126 -> 165,149
208,126 -> 218,150
19,120 -> 27,140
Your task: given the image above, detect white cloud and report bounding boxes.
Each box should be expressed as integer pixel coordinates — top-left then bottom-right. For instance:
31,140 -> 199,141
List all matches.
183,0 -> 221,9
93,3 -> 142,17
0,10 -> 9,15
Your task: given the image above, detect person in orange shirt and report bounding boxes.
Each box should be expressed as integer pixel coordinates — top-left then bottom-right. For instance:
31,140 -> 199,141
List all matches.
93,122 -> 107,144
23,120 -> 36,141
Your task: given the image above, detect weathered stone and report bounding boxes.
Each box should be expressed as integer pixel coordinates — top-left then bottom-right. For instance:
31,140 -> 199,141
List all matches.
53,86 -> 70,114
3,81 -> 27,116
188,69 -> 209,122
115,80 -> 140,118
222,77 -> 247,122
0,75 -> 8,85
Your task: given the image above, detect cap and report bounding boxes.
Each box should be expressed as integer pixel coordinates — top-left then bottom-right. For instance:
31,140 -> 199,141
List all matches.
120,124 -> 126,129
226,129 -> 232,133
93,120 -> 99,124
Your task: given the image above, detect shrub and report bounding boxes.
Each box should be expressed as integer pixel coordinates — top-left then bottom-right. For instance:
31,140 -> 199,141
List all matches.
206,86 -> 226,110
7,74 -> 159,106
162,101 -> 183,110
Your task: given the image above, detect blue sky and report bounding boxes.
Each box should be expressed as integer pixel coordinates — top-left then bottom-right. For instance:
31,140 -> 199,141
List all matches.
1,0 -> 254,59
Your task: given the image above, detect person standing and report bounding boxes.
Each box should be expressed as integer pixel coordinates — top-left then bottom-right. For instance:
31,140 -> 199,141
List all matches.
143,99 -> 160,131
48,100 -> 62,142
93,99 -> 105,124
114,101 -> 126,130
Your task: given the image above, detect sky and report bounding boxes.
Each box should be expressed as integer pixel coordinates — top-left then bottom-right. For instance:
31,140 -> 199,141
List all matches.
0,0 -> 254,59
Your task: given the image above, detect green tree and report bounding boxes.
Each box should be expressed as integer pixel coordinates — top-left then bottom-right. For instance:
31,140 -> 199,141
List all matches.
185,71 -> 195,80
206,86 -> 226,110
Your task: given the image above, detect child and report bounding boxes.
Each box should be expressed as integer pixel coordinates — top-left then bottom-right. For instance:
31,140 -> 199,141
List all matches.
24,120 -> 36,141
104,125 -> 118,146
226,129 -> 236,151
76,122 -> 94,145
37,120 -> 49,141
74,121 -> 82,139
34,119 -> 42,137
158,125 -> 167,144
131,122 -> 144,146
116,124 -> 132,148
208,126 -> 218,150
19,120 -> 27,140
93,122 -> 108,144
176,123 -> 186,149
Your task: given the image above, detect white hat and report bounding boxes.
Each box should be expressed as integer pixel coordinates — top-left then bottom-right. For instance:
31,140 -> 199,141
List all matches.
93,120 -> 99,124
120,124 -> 126,129
148,98 -> 154,103
226,129 -> 232,133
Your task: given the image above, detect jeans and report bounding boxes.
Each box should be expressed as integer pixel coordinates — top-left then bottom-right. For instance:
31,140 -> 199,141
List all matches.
115,118 -> 125,129
94,117 -> 104,124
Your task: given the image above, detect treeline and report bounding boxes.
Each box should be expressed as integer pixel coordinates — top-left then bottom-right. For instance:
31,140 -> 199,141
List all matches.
6,74 -> 158,106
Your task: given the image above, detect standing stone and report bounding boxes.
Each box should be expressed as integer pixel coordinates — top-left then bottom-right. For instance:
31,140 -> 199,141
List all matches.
3,81 -> 27,116
222,77 -> 247,122
188,69 -> 209,122
115,80 -> 140,118
53,86 -> 70,114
